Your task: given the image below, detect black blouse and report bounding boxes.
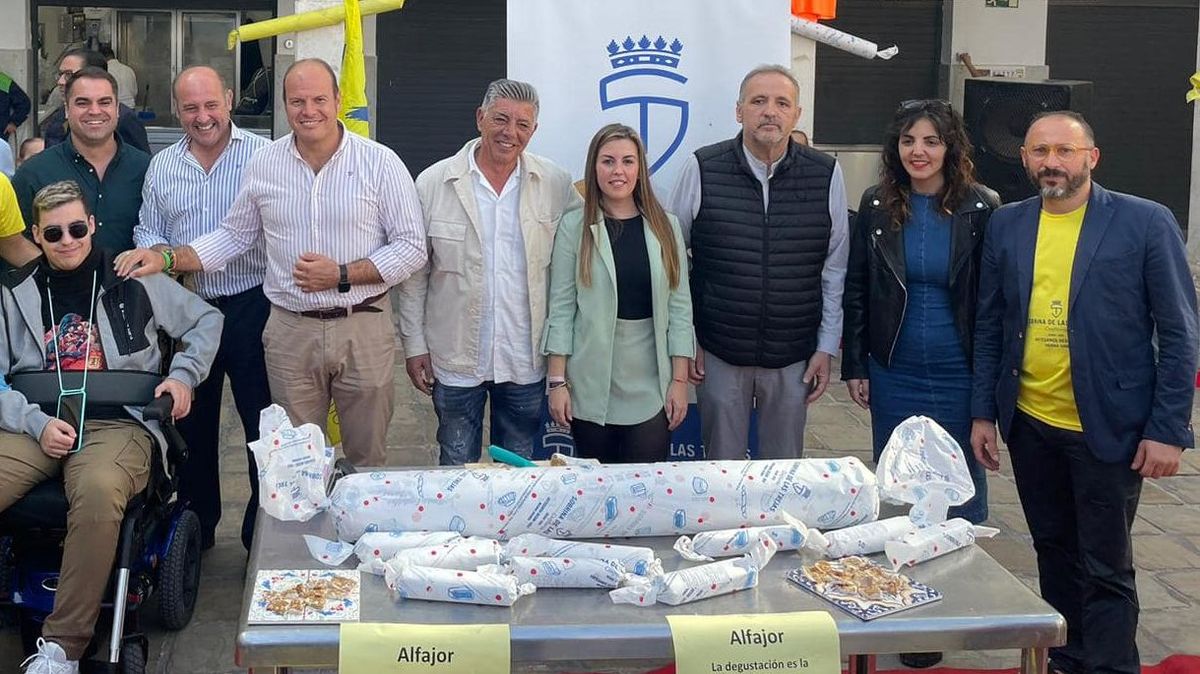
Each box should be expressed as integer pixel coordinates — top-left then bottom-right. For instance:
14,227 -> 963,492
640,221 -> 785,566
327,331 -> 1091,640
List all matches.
604,215 -> 653,320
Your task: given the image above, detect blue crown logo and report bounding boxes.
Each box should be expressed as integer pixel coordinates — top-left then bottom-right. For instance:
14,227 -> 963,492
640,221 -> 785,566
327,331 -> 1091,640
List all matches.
606,35 -> 684,69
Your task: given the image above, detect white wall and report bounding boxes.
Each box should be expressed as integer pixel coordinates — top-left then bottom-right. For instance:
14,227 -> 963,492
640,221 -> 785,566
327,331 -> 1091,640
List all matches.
0,0 -> 30,143
792,33 -> 816,140
946,0 -> 1047,67
943,0 -> 1050,109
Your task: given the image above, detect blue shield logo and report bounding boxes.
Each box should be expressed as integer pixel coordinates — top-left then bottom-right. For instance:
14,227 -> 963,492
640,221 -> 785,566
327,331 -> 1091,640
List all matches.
599,35 -> 689,174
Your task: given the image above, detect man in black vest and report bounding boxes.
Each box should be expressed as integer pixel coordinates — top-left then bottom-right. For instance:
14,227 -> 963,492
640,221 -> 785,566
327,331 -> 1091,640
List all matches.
666,65 -> 849,459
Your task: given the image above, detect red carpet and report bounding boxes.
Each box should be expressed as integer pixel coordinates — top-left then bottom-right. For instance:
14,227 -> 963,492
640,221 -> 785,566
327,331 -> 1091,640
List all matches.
625,655 -> 1200,674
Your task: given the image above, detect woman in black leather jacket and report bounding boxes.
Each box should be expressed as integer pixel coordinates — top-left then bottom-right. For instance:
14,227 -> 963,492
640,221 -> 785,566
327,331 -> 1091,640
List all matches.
842,100 -> 999,526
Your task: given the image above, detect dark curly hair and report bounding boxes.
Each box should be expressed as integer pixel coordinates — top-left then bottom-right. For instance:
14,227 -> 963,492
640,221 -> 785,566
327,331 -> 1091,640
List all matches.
877,100 -> 978,229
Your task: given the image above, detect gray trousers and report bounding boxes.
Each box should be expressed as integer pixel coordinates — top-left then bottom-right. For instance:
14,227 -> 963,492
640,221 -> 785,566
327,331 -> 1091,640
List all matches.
697,351 -> 809,459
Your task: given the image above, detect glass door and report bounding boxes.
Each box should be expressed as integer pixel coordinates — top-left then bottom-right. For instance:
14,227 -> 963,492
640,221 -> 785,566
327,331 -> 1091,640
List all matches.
116,11 -> 173,125
182,12 -> 239,104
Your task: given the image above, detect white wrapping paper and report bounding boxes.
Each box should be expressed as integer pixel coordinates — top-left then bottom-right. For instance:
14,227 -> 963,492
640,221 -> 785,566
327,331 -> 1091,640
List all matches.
353,531 -> 463,564
505,533 -> 661,576
330,459 -> 878,542
383,560 -> 536,606
389,537 -> 504,571
790,17 -> 898,60
806,516 -> 919,558
480,557 -> 626,589
611,536 -> 778,607
885,518 -> 1000,570
673,511 -> 810,562
878,416 -> 976,526
250,405 -> 335,522
303,535 -> 355,566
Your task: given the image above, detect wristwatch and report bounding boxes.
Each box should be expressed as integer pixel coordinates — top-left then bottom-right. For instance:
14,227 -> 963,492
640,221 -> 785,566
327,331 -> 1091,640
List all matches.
337,264 -> 351,293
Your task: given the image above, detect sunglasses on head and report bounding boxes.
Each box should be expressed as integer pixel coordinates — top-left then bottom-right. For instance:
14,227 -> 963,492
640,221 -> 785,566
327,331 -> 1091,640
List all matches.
41,221 -> 89,243
897,98 -> 953,114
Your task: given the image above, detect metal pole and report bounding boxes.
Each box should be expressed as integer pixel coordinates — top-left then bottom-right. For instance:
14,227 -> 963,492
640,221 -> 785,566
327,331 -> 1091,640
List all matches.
846,653 -> 877,674
1020,647 -> 1050,674
107,568 -> 131,662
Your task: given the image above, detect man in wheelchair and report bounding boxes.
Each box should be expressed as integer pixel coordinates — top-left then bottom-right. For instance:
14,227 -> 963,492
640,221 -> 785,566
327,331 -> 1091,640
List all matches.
0,181 -> 221,673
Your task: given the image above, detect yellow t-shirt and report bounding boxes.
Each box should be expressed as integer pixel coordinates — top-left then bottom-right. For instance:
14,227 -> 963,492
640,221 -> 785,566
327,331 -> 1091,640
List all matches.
1016,204 -> 1086,431
0,173 -> 24,238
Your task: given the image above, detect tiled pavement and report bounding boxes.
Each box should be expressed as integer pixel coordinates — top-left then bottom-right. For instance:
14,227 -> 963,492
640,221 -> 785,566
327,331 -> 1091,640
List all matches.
2,327 -> 1198,672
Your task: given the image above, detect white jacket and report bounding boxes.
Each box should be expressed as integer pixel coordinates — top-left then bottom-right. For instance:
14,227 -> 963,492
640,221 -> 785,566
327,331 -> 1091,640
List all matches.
397,139 -> 581,375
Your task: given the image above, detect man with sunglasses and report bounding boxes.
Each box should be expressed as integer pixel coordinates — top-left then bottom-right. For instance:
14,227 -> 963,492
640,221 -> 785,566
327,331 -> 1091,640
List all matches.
972,111 -> 1198,674
0,180 -> 220,674
12,66 -> 149,255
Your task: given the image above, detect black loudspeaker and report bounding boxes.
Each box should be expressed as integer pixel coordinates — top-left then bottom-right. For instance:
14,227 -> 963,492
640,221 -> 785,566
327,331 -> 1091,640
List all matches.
962,78 -> 1093,204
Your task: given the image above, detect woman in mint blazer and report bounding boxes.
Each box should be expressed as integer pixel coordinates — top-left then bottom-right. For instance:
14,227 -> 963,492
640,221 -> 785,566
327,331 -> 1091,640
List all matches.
542,124 -> 694,463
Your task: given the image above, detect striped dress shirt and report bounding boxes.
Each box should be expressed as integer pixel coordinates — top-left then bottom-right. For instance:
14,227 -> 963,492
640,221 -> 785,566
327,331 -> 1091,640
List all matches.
190,125 -> 427,312
135,124 -> 270,299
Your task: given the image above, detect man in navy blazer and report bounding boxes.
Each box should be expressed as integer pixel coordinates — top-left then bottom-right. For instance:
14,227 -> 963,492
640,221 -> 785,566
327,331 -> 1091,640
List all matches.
971,111 -> 1198,674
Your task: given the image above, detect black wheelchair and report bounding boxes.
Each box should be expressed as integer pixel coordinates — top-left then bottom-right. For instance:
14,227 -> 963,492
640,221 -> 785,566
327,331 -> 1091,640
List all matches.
0,370 -> 202,674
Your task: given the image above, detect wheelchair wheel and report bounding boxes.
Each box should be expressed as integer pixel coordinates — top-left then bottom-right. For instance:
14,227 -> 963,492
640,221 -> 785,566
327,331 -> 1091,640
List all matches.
119,635 -> 148,674
156,509 -> 201,630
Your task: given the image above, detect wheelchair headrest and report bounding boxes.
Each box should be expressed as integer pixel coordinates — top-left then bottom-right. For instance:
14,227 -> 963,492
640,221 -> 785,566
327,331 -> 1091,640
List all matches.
8,370 -> 162,408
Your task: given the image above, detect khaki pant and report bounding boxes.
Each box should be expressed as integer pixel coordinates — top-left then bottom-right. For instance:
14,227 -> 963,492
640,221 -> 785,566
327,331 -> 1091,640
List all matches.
0,419 -> 152,660
262,302 -> 395,466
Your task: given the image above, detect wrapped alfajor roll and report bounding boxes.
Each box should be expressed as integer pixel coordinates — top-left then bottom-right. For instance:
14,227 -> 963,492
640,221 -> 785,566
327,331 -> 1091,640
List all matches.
383,559 -> 535,606
352,531 -> 463,564
885,518 -> 1000,570
504,533 -> 661,576
611,535 -> 778,607
388,536 -> 503,571
479,556 -> 626,589
674,511 -> 810,562
805,516 -> 919,558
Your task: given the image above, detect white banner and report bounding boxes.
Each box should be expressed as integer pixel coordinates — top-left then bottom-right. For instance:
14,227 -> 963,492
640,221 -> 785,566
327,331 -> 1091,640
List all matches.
507,0 -> 791,192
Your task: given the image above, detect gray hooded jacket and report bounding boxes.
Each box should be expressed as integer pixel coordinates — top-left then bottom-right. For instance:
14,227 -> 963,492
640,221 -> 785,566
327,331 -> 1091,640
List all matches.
0,250 -> 222,468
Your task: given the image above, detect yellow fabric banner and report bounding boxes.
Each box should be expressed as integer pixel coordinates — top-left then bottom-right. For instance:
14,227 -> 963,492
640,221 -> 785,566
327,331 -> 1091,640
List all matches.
339,0 -> 371,137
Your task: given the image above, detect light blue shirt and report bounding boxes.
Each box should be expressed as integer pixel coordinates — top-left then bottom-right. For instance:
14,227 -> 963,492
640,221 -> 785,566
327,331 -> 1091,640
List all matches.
135,123 -> 269,299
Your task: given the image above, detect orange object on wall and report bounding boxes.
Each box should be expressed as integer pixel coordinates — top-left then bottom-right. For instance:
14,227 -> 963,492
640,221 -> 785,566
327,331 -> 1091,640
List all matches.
792,0 -> 836,21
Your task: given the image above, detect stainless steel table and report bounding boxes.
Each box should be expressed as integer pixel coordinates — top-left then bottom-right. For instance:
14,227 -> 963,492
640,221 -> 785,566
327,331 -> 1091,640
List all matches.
237,512 -> 1064,674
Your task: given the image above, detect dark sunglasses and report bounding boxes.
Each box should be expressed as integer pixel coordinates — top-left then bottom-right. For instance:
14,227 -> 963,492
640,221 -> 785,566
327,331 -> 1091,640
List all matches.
897,98 -> 953,114
41,221 -> 89,243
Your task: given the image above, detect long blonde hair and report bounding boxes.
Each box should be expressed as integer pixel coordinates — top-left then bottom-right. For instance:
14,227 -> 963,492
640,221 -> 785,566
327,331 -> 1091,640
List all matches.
579,124 -> 680,289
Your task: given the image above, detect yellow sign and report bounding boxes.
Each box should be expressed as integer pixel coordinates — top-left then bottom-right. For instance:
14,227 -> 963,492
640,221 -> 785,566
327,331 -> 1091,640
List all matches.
667,612 -> 840,674
339,623 -> 510,674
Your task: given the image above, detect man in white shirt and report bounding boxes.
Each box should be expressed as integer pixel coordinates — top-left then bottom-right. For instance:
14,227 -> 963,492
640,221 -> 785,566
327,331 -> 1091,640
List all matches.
397,79 -> 581,465
100,45 -> 137,109
116,58 -> 427,467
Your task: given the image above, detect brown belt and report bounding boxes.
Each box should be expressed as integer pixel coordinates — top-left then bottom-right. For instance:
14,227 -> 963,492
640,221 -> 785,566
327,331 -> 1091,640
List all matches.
296,291 -> 388,320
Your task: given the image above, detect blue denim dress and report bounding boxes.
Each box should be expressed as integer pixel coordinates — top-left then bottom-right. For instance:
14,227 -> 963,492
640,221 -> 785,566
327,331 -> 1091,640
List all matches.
867,194 -> 988,523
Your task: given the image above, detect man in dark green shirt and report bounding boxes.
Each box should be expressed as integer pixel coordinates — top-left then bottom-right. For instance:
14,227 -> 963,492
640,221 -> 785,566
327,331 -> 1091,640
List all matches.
11,67 -> 148,254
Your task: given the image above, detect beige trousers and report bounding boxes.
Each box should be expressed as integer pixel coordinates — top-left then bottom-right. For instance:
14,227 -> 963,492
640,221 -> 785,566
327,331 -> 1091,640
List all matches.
0,419 -> 152,660
262,302 -> 395,466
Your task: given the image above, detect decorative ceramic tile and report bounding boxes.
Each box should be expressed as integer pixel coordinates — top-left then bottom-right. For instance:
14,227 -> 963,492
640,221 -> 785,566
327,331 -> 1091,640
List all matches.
786,556 -> 941,621
248,569 -> 361,624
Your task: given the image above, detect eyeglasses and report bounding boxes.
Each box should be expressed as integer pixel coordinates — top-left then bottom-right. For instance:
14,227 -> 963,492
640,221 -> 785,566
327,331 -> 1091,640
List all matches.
897,99 -> 952,114
56,70 -> 77,81
1024,144 -> 1094,161
41,221 -> 89,243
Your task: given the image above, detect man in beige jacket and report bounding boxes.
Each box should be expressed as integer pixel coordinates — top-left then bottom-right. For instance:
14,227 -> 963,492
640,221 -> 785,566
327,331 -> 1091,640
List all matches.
398,79 -> 581,466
